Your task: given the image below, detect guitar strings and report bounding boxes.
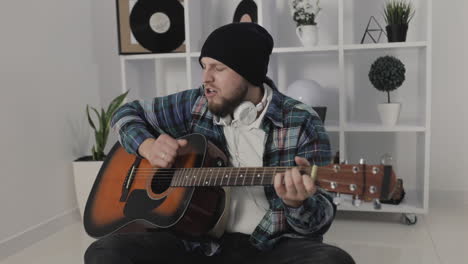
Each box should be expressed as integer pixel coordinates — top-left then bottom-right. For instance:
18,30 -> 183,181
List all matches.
105,167 -> 382,186
111,168 -> 380,178
129,178 -> 369,185
131,166 -> 380,172
128,169 -> 380,175
120,171 -> 380,178
125,176 -> 373,185
116,177 -> 373,189
125,173 -> 377,179
127,171 -> 378,176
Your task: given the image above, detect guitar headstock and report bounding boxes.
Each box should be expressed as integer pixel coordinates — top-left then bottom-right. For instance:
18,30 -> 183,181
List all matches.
315,161 -> 399,209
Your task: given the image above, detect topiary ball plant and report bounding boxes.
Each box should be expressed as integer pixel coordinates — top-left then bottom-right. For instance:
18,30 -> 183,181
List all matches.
368,55 -> 406,103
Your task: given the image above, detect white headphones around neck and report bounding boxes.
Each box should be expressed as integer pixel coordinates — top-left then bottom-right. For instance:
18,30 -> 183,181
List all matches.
233,96 -> 267,126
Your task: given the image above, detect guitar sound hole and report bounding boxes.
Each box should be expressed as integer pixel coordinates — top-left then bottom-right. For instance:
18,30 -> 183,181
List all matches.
151,169 -> 174,194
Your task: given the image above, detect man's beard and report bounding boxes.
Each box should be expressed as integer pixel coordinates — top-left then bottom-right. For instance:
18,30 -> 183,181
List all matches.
207,84 -> 248,118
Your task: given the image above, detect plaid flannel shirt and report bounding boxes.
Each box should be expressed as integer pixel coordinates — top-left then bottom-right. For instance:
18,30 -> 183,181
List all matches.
111,84 -> 336,253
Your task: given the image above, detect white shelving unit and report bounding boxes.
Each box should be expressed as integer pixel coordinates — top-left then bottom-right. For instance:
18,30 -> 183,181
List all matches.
119,0 -> 432,217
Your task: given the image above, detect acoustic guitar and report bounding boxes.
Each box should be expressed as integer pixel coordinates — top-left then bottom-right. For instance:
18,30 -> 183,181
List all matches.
84,133 -> 401,239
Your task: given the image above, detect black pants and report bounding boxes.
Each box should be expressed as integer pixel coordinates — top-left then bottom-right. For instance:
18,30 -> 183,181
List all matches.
85,231 -> 355,264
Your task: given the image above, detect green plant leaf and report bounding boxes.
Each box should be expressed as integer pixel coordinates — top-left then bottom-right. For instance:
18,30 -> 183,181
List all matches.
98,109 -> 106,140
106,90 -> 129,117
86,105 -> 96,131
99,108 -> 106,134
95,130 -> 104,151
86,90 -> 129,160
383,0 -> 415,25
90,107 -> 101,128
92,145 -> 97,160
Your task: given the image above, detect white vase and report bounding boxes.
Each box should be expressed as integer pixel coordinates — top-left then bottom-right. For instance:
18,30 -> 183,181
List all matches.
296,25 -> 319,46
378,103 -> 401,126
72,160 -> 103,220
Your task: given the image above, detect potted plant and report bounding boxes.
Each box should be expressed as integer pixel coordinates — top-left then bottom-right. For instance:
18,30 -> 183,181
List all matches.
368,55 -> 406,126
73,91 -> 128,219
290,0 -> 322,46
383,0 -> 415,42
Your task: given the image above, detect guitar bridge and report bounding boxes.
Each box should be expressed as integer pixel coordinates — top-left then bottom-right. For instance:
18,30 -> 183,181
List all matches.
120,157 -> 141,202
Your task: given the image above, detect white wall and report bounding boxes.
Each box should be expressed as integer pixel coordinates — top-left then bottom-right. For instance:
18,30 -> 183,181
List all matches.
430,0 -> 468,192
89,1 -> 123,152
0,0 -> 101,252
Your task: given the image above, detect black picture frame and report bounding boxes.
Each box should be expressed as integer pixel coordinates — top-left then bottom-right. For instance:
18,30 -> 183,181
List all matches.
116,0 -> 151,54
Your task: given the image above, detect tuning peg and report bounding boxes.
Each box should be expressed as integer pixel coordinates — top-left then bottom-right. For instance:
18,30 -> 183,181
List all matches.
380,153 -> 393,166
333,193 -> 341,205
352,166 -> 359,174
373,199 -> 382,210
372,166 -> 380,174
359,158 -> 366,165
352,195 -> 362,207
333,164 -> 340,173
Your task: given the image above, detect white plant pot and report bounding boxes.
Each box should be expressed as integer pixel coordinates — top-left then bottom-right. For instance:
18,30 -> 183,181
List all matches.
72,160 -> 103,220
296,25 -> 319,46
378,103 -> 401,126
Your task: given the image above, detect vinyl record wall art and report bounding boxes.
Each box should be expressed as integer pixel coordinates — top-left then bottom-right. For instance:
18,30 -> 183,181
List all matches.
116,0 -> 185,54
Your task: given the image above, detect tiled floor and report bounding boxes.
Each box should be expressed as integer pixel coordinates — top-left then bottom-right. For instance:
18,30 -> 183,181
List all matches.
2,192 -> 467,264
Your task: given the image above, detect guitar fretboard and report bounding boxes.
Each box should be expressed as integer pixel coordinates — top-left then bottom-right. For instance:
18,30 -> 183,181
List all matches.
169,167 -> 313,187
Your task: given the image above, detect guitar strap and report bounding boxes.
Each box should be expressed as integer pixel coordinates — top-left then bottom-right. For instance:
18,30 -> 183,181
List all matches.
381,179 -> 406,205
380,165 -> 392,200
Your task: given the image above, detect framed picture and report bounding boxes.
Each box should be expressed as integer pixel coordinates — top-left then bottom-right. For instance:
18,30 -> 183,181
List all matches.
116,0 -> 186,55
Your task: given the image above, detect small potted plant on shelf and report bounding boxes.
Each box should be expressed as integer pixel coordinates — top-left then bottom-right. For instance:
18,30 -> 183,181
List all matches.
73,91 -> 128,219
290,0 -> 322,46
368,55 -> 406,126
383,0 -> 415,42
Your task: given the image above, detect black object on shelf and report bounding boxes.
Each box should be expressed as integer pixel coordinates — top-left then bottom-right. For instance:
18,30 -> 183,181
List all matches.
312,107 -> 327,123
386,24 -> 408,42
233,0 -> 258,23
333,151 -> 340,164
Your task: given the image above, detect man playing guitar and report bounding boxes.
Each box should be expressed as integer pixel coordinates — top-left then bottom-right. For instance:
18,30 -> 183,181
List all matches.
85,22 -> 354,264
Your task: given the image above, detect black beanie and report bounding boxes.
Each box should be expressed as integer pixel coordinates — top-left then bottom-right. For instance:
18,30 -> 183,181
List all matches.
199,23 -> 274,86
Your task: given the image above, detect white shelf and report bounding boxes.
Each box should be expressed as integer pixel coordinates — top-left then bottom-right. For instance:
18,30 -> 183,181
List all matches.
326,125 -> 340,132
189,52 -> 200,57
344,41 -> 427,51
122,53 -> 187,61
344,122 -> 426,132
121,42 -> 426,61
190,47 -> 340,58
325,120 -> 340,132
273,46 -> 339,54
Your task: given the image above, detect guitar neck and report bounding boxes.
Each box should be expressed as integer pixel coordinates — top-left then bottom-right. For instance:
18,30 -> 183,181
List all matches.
167,163 -> 397,201
169,166 -> 315,187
